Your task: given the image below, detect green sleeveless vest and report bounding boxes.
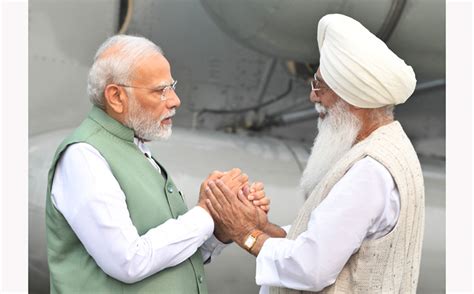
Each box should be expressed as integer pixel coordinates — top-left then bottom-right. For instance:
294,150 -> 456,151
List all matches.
45,106 -> 208,294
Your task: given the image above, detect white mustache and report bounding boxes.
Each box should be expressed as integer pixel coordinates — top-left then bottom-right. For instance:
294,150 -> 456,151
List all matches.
161,109 -> 176,121
314,103 -> 327,115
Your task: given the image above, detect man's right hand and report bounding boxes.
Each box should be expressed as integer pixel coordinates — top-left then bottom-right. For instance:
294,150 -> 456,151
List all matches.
220,168 -> 249,194
198,168 -> 248,211
199,170 -> 224,212
198,168 -> 249,243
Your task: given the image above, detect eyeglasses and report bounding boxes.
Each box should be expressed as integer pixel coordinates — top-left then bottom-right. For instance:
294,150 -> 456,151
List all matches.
310,74 -> 331,92
117,80 -> 178,101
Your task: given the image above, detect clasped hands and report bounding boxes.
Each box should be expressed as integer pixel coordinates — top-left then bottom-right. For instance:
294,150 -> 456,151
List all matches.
198,168 -> 269,246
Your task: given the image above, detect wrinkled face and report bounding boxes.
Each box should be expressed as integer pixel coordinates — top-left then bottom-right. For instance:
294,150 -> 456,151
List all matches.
309,68 -> 340,119
124,53 -> 181,141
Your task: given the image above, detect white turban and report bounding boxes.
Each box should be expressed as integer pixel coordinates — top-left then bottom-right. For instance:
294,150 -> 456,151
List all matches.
317,14 -> 416,108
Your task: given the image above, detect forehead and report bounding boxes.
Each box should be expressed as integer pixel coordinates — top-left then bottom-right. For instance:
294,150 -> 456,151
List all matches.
133,53 -> 172,84
314,68 -> 327,85
315,68 -> 323,80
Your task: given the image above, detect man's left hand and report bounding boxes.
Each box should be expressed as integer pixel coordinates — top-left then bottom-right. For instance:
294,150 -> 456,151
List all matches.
246,182 -> 270,213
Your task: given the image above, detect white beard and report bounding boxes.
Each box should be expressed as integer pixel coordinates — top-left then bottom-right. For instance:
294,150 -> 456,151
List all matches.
300,100 -> 361,197
125,92 -> 175,141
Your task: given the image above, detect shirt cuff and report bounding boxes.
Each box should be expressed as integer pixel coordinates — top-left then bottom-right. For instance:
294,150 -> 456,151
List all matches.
282,225 -> 291,234
178,206 -> 215,243
201,233 -> 229,264
255,237 -> 289,287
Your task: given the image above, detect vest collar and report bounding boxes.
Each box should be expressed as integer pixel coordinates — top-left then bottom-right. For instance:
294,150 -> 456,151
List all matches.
88,106 -> 135,142
361,120 -> 401,143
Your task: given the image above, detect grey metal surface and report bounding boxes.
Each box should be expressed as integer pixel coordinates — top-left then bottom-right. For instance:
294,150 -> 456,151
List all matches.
200,0 -> 445,79
29,0 -> 119,136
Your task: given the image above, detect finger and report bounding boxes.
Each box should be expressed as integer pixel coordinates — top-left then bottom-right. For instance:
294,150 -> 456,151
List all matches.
224,175 -> 242,188
220,168 -> 240,183
237,189 -> 253,208
215,179 -> 239,205
258,205 -> 269,214
252,182 -> 264,191
242,185 -> 251,198
208,170 -> 224,180
243,184 -> 250,195
252,197 -> 270,206
228,168 -> 242,180
206,181 -> 226,211
206,199 -> 221,219
232,182 -> 247,193
226,173 -> 247,193
248,190 -> 264,202
229,167 -> 242,176
251,190 -> 266,201
247,189 -> 256,201
259,205 -> 269,212
202,171 -> 223,190
249,182 -> 256,193
222,168 -> 240,178
209,170 -> 222,176
209,180 -> 231,205
235,174 -> 249,192
233,171 -> 247,183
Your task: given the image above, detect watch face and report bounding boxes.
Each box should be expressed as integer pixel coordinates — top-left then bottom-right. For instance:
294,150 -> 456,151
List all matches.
244,236 -> 256,249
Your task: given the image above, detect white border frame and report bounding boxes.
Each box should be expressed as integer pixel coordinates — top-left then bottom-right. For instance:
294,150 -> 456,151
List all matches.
1,0 -> 28,293
446,0 -> 473,293
0,0 -> 473,292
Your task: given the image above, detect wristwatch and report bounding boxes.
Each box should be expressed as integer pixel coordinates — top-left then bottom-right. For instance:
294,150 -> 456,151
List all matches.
243,230 -> 264,252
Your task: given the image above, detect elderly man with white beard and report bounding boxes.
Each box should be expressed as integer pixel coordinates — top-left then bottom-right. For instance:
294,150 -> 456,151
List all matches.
203,14 -> 425,294
44,35 -> 271,293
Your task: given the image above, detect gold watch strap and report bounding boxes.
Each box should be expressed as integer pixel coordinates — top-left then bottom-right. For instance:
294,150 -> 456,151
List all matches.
245,229 -> 264,252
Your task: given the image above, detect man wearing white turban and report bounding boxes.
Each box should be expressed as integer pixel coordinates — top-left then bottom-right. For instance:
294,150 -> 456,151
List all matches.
202,13 -> 425,294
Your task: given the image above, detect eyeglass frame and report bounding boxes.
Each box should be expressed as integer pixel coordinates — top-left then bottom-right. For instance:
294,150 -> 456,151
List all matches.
116,80 -> 178,101
310,74 -> 332,92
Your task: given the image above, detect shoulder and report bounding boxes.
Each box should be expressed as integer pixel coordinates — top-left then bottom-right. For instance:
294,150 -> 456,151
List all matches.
61,142 -> 103,162
346,156 -> 394,187
333,156 -> 397,212
57,142 -> 109,173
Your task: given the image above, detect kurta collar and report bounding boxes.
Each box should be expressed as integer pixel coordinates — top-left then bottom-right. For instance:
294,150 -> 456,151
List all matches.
88,106 -> 135,142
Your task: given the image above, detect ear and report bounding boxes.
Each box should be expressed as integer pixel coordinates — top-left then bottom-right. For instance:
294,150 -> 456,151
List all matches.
104,84 -> 127,114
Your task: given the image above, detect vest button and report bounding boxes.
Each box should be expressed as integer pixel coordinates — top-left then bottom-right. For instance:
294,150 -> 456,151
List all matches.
167,185 -> 174,193
198,275 -> 203,283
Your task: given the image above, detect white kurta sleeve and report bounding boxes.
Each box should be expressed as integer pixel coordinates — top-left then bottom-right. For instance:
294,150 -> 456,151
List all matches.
256,156 -> 400,292
51,143 -> 215,284
200,234 -> 229,264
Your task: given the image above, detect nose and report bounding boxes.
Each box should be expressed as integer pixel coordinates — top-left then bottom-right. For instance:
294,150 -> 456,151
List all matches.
167,90 -> 181,109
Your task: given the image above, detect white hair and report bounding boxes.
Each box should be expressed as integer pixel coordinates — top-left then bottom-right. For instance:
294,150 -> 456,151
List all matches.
87,35 -> 163,109
300,100 -> 362,197
300,100 -> 394,197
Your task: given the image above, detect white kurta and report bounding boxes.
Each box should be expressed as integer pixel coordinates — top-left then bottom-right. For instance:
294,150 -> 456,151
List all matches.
51,139 -> 227,284
257,156 -> 400,293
